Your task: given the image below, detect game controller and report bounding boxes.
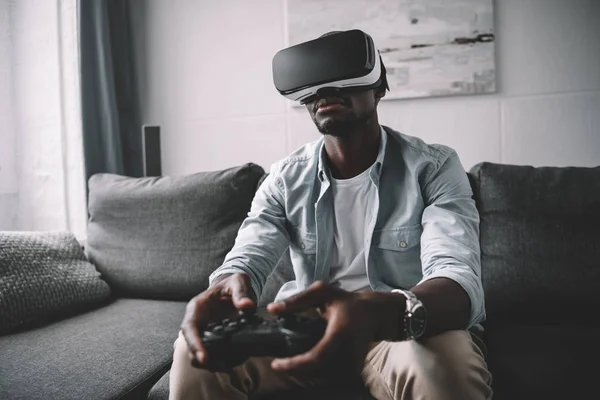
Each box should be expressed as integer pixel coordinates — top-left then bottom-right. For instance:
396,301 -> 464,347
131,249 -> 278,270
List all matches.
199,309 -> 327,371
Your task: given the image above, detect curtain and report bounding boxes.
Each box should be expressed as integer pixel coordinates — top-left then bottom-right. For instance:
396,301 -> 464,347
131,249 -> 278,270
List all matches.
78,0 -> 143,183
0,0 -> 87,239
0,0 -> 17,230
0,0 -> 142,237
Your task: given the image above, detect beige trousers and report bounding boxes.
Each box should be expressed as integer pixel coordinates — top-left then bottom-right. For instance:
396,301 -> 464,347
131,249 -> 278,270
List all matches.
169,330 -> 492,400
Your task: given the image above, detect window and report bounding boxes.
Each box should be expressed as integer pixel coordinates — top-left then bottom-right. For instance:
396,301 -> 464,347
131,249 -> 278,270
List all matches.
0,0 -> 86,238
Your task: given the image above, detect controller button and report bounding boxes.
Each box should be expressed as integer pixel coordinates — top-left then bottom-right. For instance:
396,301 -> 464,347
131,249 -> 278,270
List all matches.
239,310 -> 256,320
222,319 -> 230,324
213,325 -> 224,332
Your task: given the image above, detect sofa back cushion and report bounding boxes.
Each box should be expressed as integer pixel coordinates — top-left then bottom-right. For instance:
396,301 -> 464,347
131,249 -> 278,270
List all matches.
469,162 -> 600,327
0,231 -> 112,335
86,163 -> 265,301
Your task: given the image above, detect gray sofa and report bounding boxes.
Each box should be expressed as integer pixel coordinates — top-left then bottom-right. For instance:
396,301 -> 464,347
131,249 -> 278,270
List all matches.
1,161 -> 599,400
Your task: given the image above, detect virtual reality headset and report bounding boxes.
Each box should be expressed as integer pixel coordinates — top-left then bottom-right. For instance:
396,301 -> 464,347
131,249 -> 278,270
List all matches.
272,29 -> 387,104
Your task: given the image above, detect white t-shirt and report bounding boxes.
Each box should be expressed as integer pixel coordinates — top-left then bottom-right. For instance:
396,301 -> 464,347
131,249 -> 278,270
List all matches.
328,166 -> 376,292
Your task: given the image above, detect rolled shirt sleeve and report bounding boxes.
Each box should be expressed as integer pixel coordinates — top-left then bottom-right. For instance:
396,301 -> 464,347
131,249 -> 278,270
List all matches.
209,164 -> 290,300
418,149 -> 486,328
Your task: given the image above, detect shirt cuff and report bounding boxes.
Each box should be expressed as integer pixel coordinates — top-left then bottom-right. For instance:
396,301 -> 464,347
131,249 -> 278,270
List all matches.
417,270 -> 486,328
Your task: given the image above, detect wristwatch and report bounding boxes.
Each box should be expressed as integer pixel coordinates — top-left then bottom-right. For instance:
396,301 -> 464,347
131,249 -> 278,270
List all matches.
391,289 -> 427,340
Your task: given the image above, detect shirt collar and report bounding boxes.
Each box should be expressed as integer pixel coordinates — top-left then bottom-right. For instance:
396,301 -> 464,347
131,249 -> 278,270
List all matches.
317,125 -> 388,182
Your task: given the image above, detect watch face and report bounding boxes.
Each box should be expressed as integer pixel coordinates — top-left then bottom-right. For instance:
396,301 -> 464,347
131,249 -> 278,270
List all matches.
410,306 -> 427,338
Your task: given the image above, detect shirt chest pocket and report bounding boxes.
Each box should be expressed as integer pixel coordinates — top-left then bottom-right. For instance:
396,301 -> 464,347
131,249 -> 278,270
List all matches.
371,224 -> 424,289
372,224 -> 422,252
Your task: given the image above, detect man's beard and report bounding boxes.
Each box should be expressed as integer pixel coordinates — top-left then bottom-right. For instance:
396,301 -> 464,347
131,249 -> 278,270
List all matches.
313,108 -> 375,138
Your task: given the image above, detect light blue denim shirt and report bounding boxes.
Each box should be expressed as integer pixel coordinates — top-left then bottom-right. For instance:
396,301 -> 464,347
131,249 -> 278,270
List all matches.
210,126 -> 485,328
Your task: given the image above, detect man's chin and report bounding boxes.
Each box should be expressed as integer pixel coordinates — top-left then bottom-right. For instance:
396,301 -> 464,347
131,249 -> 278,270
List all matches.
315,118 -> 355,137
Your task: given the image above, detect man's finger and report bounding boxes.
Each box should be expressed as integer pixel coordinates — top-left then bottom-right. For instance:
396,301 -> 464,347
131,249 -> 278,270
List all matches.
188,351 -> 203,369
270,316 -> 344,372
268,280 -> 333,314
230,274 -> 256,309
181,296 -> 209,364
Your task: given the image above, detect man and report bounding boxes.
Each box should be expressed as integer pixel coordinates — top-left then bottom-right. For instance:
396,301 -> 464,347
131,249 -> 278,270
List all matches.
170,30 -> 492,400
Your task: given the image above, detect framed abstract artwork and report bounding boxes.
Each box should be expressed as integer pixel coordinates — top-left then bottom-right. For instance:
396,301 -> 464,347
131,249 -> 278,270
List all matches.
285,0 -> 496,101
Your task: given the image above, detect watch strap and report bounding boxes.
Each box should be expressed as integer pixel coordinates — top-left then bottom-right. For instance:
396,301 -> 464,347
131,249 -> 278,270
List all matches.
391,289 -> 424,340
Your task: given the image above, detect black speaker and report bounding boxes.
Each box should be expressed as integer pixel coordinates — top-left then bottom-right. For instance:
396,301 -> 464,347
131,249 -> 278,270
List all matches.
142,125 -> 162,176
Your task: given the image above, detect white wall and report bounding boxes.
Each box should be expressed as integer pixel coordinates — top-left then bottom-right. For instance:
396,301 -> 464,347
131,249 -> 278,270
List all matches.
131,0 -> 600,175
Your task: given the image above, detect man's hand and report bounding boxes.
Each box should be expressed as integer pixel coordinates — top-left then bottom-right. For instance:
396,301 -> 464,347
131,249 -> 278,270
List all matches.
180,273 -> 256,368
267,281 -> 406,379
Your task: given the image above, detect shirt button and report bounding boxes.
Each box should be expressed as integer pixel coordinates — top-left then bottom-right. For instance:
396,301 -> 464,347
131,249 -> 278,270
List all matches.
399,241 -> 407,248
301,243 -> 306,250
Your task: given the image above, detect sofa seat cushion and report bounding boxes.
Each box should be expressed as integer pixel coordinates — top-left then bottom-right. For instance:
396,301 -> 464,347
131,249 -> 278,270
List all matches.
146,372 -> 169,400
0,298 -> 186,400
469,163 -> 600,326
86,163 -> 265,301
485,325 -> 600,400
0,231 -> 112,335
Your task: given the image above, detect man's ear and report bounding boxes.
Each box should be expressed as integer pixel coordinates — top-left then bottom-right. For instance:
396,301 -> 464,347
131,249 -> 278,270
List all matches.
374,88 -> 386,105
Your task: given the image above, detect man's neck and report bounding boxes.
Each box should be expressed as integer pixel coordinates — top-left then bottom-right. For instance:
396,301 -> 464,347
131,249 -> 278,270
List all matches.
324,120 -> 381,180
